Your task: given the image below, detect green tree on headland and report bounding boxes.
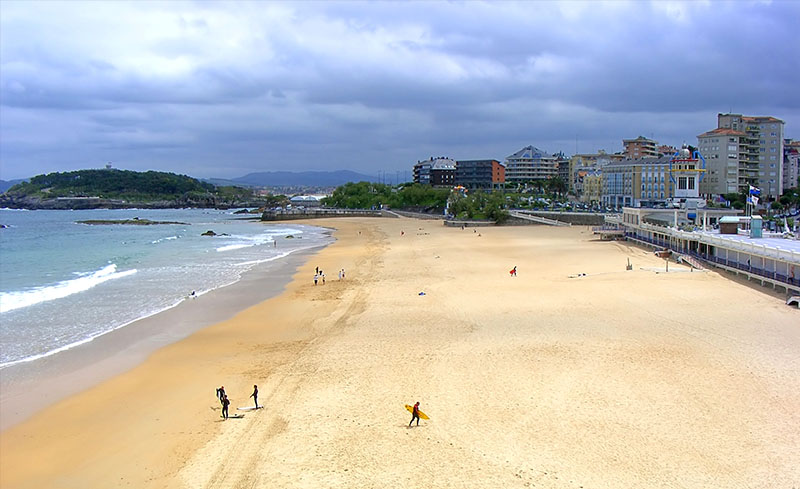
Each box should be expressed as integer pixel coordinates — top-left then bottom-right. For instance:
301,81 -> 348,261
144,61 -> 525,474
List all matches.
7,169 -> 215,200
1,169 -> 272,209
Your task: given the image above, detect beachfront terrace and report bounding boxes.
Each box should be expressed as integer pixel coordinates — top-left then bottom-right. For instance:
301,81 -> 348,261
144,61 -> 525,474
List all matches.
624,222 -> 800,293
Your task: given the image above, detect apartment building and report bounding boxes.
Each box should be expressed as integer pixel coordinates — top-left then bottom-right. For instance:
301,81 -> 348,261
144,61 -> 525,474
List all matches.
696,127 -> 746,196
413,157 -> 456,187
705,113 -> 785,198
602,156 -> 675,209
784,139 -> 799,191
455,159 -> 505,190
567,150 -> 617,192
623,136 -> 658,159
504,145 -> 558,182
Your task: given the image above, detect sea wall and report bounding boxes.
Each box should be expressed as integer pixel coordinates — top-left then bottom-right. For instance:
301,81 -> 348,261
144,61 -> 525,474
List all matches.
261,208 -> 387,221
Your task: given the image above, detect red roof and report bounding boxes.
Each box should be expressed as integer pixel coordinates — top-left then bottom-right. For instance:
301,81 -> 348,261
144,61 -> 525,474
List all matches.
697,128 -> 746,138
742,116 -> 784,124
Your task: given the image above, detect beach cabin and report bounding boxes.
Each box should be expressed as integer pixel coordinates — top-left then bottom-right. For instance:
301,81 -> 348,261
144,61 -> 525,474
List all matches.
719,216 -> 739,235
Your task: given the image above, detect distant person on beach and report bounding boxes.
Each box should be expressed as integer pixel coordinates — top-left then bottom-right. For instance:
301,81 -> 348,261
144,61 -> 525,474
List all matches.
222,395 -> 230,419
315,266 -> 319,274
250,385 -> 259,409
409,401 -> 421,427
401,230 -> 404,236
510,266 -> 517,277
190,290 -> 196,298
216,386 -> 226,404
341,269 -> 345,280
322,271 -> 326,284
314,273 -> 319,285
338,269 -> 343,281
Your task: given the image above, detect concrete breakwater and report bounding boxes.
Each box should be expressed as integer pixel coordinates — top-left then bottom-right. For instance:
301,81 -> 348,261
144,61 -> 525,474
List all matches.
261,208 -> 386,221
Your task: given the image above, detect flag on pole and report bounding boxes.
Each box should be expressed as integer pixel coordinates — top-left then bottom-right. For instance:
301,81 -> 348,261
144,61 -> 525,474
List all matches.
749,185 -> 761,195
751,196 -> 759,206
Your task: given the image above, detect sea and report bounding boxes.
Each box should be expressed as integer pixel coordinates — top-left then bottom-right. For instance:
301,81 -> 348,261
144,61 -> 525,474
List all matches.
0,208 -> 332,369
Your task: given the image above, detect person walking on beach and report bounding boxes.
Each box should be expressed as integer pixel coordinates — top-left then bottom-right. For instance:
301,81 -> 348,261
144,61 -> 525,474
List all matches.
321,271 -> 325,284
250,385 -> 259,409
341,268 -> 345,280
314,273 -> 319,285
409,401 -> 421,427
216,386 -> 226,404
510,266 -> 517,277
222,395 -> 230,419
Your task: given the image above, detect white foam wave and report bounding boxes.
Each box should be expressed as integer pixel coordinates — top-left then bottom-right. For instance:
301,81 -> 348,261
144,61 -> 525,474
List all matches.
151,236 -> 179,244
0,264 -> 138,313
215,232 -> 280,252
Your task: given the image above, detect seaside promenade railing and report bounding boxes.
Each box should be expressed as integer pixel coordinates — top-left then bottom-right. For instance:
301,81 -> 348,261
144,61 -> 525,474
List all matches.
625,231 -> 800,289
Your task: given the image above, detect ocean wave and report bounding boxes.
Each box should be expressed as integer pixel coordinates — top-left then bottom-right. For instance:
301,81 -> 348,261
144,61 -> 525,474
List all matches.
0,264 -> 138,313
151,236 -> 179,244
215,232 -> 282,252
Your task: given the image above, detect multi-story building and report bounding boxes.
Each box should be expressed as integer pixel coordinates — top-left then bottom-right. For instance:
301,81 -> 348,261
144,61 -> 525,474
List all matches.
784,139 -> 799,191
568,150 -> 615,194
579,169 -> 603,204
455,159 -> 505,190
602,156 -> 675,209
504,145 -> 557,182
623,136 -> 658,159
658,144 -> 679,157
696,127 -> 746,196
413,157 -> 456,187
712,113 -> 785,198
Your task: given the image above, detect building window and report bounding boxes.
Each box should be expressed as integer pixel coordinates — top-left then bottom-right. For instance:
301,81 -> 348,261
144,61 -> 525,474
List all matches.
678,177 -> 687,190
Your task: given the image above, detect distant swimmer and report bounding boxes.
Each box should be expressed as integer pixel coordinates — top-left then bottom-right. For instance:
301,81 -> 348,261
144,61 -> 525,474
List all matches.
222,395 -> 230,419
510,266 -> 517,277
216,386 -> 226,404
409,401 -> 421,427
190,290 -> 197,298
250,385 -> 259,409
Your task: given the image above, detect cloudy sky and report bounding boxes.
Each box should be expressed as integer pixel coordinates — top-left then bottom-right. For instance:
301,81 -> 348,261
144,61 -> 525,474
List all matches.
1,1 -> 798,181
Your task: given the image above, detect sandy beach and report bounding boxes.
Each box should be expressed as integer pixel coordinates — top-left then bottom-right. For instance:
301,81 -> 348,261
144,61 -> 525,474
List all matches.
1,217 -> 798,488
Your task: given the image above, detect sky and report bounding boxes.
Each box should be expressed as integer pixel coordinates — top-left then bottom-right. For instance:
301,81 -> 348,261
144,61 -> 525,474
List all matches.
1,1 -> 799,181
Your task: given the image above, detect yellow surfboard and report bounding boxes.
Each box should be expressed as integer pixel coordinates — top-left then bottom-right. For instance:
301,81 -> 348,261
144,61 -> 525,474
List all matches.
405,404 -> 430,420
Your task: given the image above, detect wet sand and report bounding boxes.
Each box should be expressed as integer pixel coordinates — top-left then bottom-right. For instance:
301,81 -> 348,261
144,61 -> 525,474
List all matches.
1,217 -> 798,488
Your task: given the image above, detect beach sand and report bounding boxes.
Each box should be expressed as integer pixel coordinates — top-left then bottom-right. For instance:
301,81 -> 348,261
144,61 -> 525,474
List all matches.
1,217 -> 798,488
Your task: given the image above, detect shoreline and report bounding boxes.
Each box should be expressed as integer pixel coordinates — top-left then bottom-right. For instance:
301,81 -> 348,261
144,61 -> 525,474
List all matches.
0,240 -> 330,431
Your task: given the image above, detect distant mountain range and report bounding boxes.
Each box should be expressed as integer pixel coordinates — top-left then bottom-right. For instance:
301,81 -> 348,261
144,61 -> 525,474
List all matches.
224,170 -> 378,187
0,179 -> 27,193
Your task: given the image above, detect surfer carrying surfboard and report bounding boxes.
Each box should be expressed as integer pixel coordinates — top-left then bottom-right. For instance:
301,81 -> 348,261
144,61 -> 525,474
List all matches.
409,402 -> 421,427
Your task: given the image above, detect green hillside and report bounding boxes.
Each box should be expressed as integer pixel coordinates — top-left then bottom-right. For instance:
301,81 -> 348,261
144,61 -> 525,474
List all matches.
6,169 -> 214,200
0,169 -> 275,209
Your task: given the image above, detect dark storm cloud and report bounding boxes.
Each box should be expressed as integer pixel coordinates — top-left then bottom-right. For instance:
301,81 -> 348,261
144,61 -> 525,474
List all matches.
1,1 -> 798,180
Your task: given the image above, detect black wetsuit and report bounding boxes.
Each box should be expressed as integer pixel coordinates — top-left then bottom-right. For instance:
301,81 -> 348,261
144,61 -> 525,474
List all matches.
409,405 -> 420,427
222,397 -> 230,419
251,387 -> 258,408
